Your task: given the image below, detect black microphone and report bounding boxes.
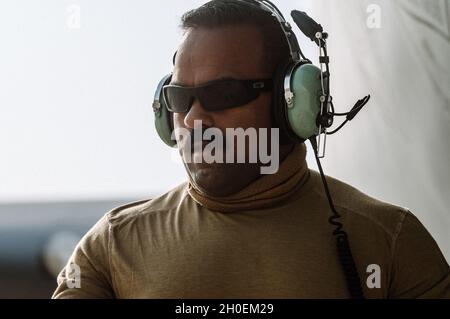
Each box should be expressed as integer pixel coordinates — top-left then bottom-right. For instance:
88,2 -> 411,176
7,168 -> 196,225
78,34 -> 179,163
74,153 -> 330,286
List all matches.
291,10 -> 323,46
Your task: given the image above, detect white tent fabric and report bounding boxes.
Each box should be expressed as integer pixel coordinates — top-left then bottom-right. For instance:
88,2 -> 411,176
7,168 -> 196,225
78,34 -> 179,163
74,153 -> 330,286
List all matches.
290,0 -> 450,260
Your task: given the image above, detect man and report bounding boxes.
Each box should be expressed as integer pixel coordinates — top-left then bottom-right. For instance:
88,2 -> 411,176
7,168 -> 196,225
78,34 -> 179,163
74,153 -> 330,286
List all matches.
53,0 -> 449,298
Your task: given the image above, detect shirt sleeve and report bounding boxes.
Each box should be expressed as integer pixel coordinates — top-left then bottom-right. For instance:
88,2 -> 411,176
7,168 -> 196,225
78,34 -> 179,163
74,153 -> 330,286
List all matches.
52,214 -> 115,299
388,210 -> 450,298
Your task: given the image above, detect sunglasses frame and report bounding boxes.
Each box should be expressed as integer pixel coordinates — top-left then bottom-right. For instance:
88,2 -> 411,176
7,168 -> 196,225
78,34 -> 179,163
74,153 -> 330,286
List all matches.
162,77 -> 273,113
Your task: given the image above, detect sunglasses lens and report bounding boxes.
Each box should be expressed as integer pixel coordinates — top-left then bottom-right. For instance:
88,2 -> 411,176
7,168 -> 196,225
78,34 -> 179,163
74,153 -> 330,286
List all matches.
163,86 -> 193,113
163,79 -> 265,113
200,80 -> 258,111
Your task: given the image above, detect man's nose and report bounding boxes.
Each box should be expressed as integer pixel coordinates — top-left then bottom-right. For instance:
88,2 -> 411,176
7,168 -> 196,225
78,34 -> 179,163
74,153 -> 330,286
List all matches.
183,98 -> 214,129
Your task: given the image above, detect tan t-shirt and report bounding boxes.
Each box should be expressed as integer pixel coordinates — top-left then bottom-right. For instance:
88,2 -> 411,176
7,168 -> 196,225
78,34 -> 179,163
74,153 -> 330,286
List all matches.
52,169 -> 449,299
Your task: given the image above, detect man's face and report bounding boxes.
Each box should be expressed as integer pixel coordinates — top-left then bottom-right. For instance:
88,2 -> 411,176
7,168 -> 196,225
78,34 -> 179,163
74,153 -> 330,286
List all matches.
172,25 -> 279,197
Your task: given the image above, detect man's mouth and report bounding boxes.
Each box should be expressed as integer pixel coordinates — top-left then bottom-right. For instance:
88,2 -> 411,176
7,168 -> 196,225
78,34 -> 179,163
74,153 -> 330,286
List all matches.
188,139 -> 228,165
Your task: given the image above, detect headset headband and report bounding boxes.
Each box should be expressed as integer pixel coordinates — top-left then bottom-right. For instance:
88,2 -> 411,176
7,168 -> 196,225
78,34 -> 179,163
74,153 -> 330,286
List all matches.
238,0 -> 308,62
171,0 -> 309,66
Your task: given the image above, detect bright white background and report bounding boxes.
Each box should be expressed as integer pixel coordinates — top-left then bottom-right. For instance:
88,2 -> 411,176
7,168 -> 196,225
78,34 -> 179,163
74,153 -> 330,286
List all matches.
0,0 -> 205,202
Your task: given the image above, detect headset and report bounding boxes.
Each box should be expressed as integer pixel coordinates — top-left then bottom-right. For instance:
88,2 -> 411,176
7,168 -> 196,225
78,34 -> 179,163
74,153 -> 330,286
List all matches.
152,0 -> 370,299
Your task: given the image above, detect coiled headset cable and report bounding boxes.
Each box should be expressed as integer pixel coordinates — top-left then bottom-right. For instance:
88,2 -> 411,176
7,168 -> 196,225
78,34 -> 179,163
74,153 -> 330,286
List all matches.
309,137 -> 365,299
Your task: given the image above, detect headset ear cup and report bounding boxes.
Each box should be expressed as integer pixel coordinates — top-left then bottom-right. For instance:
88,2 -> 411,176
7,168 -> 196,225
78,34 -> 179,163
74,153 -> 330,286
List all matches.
273,60 -> 323,143
153,74 -> 177,148
287,63 -> 323,140
272,60 -> 305,144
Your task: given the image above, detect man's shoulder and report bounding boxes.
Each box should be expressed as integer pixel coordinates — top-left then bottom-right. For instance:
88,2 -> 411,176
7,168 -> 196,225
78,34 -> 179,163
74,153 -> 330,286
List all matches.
104,182 -> 190,228
309,170 -> 411,237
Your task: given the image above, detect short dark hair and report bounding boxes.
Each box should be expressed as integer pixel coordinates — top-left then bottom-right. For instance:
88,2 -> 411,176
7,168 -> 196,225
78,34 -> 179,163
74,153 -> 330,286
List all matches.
180,0 -> 290,75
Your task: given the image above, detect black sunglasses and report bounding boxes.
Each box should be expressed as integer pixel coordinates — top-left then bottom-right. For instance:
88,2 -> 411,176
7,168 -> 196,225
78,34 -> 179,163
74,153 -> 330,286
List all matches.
163,78 -> 273,113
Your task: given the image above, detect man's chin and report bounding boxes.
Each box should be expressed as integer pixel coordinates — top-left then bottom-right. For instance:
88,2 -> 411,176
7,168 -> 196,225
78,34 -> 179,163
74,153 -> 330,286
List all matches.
188,165 -> 234,197
186,163 -> 260,198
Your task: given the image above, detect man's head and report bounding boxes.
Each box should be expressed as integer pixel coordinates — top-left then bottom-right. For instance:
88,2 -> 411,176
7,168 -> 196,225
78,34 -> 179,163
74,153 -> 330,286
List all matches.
171,0 -> 294,197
